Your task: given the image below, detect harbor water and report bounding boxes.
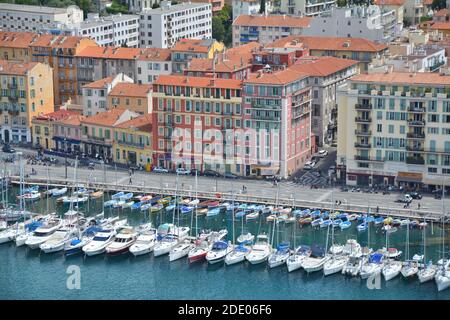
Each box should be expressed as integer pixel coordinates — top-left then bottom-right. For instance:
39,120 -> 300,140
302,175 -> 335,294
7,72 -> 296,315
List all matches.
1,187 -> 450,300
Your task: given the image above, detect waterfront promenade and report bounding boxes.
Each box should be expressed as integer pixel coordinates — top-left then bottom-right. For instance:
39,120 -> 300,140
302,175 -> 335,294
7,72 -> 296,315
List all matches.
1,156 -> 449,222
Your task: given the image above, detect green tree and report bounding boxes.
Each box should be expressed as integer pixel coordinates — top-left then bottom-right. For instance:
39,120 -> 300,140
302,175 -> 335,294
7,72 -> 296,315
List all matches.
212,16 -> 225,43
151,2 -> 159,8
259,0 -> 265,13
106,0 -> 129,14
336,0 -> 347,6
431,0 -> 445,10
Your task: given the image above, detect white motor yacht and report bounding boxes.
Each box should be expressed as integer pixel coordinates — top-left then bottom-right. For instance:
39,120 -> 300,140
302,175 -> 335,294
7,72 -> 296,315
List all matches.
40,227 -> 76,253
105,227 -> 137,256
82,229 -> 116,256
382,260 -> 402,281
25,219 -> 62,249
302,245 -> 330,273
245,234 -> 272,265
130,228 -> 157,256
169,237 -> 195,262
206,241 -> 233,264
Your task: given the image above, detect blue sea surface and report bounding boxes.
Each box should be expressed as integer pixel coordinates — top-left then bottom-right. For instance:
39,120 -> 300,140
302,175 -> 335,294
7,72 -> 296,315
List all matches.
1,188 -> 450,300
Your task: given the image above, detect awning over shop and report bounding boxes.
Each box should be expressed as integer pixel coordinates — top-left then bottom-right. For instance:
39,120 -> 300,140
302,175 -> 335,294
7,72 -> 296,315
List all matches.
396,172 -> 423,183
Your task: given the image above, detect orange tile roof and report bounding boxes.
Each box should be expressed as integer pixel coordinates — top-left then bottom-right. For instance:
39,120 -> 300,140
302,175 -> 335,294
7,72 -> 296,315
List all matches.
29,34 -> 87,49
246,67 -> 309,85
373,0 -> 405,5
34,109 -> 78,121
350,72 -> 450,86
431,22 -> 450,30
0,31 -> 38,48
56,114 -> 85,127
154,75 -> 243,89
0,59 -> 38,75
434,8 -> 450,16
423,0 -> 433,4
137,48 -> 172,61
171,39 -> 213,53
114,114 -> 152,131
267,36 -> 388,52
82,76 -> 115,89
292,56 -> 358,76
186,42 -> 260,73
81,108 -> 134,127
233,15 -> 312,28
108,83 -> 152,98
76,46 -> 142,59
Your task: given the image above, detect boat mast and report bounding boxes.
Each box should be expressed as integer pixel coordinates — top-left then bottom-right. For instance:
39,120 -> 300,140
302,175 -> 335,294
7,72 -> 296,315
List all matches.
172,173 -> 178,229
231,182 -> 235,246
330,189 -> 335,259
46,163 -> 50,214
195,170 -> 198,236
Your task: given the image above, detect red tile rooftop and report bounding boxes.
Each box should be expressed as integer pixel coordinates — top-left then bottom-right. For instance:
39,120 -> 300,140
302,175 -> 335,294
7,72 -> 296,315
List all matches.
350,72 -> 450,86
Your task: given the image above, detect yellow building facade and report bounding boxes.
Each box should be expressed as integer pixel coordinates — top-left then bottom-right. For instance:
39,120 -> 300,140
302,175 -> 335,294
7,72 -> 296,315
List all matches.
0,60 -> 54,143
112,114 -> 153,168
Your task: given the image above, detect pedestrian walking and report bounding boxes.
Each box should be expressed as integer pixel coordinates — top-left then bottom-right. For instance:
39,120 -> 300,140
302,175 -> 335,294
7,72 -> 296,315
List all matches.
418,202 -> 421,210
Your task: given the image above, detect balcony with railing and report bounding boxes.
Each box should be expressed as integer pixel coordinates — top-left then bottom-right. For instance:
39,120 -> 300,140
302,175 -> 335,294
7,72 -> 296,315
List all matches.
86,135 -> 106,143
406,132 -> 425,139
355,103 -> 372,110
355,129 -> 372,136
354,142 -> 371,149
354,155 -> 383,162
355,117 -> 372,123
408,105 -> 426,113
406,156 -> 425,165
407,119 -> 425,126
406,145 -> 424,152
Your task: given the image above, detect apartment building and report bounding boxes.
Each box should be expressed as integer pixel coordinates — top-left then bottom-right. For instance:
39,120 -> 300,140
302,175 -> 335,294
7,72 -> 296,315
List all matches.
243,67 -> 314,178
404,0 -> 426,25
232,15 -> 312,47
232,0 -> 270,19
52,113 -> 85,154
279,0 -> 335,17
139,1 -> 212,49
337,72 -> 450,189
0,3 -> 83,33
292,56 -> 359,147
31,109 -> 78,150
185,42 -> 260,80
267,36 -> 389,73
81,108 -> 140,161
125,0 -> 160,13
136,48 -> 172,84
0,32 -> 38,63
75,46 -> 141,96
303,5 -> 399,43
66,13 -> 140,48
187,0 -> 224,13
29,35 -> 98,107
112,114 -> 153,167
152,75 -> 245,174
108,83 -> 153,114
0,60 -> 54,144
171,38 -> 224,73
81,73 -> 134,116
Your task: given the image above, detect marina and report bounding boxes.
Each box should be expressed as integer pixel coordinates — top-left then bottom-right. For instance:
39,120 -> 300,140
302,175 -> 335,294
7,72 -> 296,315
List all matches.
1,177 -> 450,299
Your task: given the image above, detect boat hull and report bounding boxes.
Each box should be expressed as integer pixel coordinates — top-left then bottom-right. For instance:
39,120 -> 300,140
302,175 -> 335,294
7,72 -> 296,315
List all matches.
188,251 -> 207,263
40,242 -> 65,253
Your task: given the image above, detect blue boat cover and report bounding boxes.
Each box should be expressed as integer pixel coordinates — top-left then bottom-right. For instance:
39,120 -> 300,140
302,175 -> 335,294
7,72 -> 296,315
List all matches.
311,244 -> 325,258
70,239 -> 82,246
212,241 -> 228,250
369,253 -> 383,264
26,221 -> 43,231
235,244 -> 249,252
277,242 -> 290,251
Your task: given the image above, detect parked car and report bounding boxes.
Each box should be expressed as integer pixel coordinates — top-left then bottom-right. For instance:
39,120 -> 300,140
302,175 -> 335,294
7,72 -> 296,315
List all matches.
409,192 -> 422,200
203,169 -> 221,177
318,149 -> 328,157
304,160 -> 316,170
395,194 -> 412,203
190,169 -> 200,176
224,172 -> 238,179
153,167 -> 169,173
2,144 -> 15,153
176,168 -> 191,175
